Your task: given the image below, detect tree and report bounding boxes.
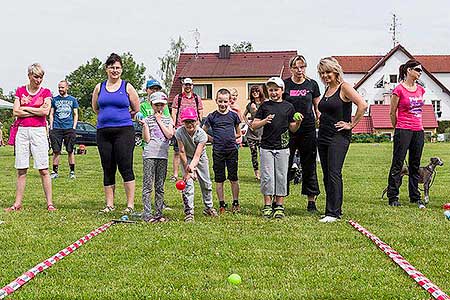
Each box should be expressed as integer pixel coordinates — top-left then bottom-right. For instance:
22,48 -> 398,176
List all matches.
232,41 -> 254,53
158,36 -> 187,93
66,53 -> 146,108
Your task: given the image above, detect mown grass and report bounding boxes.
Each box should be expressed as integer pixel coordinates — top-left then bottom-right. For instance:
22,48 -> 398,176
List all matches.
0,143 -> 449,299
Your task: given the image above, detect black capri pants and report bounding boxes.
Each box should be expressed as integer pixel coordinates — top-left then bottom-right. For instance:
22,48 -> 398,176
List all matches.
97,126 -> 135,186
212,149 -> 239,183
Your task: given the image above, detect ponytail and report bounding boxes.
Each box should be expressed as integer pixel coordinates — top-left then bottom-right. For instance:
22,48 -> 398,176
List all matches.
398,59 -> 421,81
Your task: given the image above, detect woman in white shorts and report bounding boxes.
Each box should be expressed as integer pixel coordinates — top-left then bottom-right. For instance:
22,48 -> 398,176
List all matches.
4,63 -> 55,212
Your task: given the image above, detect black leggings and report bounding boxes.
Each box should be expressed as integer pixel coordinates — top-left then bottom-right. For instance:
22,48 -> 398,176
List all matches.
287,127 -> 320,196
97,126 -> 135,186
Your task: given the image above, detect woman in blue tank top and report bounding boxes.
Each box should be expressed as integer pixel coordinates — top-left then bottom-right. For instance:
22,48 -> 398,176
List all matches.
91,53 -> 140,214
316,57 -> 367,223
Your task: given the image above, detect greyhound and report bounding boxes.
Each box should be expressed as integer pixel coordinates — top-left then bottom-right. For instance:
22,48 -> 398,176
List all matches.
381,157 -> 444,204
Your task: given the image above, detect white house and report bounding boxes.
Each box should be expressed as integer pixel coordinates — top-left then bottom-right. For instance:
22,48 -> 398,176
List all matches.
334,44 -> 450,121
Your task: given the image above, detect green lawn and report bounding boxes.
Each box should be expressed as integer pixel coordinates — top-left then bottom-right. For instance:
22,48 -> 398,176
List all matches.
0,143 -> 449,299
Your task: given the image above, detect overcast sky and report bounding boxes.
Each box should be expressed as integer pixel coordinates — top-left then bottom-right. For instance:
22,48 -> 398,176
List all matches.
1,0 -> 449,95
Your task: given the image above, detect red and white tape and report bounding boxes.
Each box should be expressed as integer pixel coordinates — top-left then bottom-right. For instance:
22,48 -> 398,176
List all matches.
349,220 -> 449,300
0,221 -> 114,299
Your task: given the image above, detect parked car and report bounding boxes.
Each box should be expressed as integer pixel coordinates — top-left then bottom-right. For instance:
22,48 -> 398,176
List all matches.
133,121 -> 143,146
75,121 -> 97,146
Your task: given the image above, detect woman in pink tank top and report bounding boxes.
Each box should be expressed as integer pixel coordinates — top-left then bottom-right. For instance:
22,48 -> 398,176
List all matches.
386,59 -> 426,208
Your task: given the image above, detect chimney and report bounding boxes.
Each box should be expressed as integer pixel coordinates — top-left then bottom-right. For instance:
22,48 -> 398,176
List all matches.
218,44 -> 231,59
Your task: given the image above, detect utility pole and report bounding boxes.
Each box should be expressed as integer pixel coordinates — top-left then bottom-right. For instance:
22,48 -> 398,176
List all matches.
192,28 -> 200,59
389,13 -> 400,48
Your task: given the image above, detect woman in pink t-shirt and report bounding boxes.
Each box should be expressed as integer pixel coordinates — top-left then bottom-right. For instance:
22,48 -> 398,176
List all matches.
386,59 -> 425,208
4,63 -> 55,212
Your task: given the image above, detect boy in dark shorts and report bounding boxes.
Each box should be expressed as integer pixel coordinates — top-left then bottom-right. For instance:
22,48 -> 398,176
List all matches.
203,88 -> 241,214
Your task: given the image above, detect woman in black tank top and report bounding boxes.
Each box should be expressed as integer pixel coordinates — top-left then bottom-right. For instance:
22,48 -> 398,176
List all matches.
316,57 -> 367,223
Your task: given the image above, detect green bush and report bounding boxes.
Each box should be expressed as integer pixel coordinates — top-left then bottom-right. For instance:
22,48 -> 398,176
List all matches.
351,133 -> 391,143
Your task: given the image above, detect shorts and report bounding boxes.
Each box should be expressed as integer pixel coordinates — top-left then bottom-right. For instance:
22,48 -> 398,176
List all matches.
50,128 -> 76,153
212,149 -> 239,183
15,127 -> 49,170
171,136 -> 179,153
260,148 -> 289,196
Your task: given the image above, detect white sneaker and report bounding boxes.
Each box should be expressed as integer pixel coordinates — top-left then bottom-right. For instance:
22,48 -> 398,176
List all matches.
50,172 -> 59,179
69,171 -> 76,179
319,216 -> 338,223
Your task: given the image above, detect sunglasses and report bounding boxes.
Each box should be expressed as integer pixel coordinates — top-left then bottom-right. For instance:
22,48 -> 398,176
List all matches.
413,67 -> 423,73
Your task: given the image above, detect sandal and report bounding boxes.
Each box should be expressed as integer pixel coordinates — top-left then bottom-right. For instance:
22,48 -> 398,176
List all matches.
47,204 -> 57,211
273,206 -> 285,219
4,205 -> 22,212
148,216 -> 168,223
99,206 -> 115,214
262,205 -> 273,219
169,176 -> 178,182
122,207 -> 134,214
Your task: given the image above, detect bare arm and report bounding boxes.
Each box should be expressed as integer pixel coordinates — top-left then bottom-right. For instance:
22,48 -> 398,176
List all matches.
312,96 -> 321,123
390,94 -> 399,128
155,113 -> 174,139
251,114 -> 274,130
171,107 -> 178,126
141,121 -> 150,143
91,83 -> 101,114
126,83 -> 140,118
21,98 -> 51,116
201,124 -> 213,143
189,142 -> 206,171
13,97 -> 33,117
49,107 -> 54,129
73,108 -> 78,129
198,108 -> 203,121
289,114 -> 303,133
335,82 -> 368,131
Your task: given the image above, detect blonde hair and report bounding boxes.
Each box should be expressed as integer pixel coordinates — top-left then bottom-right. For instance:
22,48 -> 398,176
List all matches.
28,63 -> 45,77
289,54 -> 310,79
229,88 -> 238,96
317,57 -> 344,85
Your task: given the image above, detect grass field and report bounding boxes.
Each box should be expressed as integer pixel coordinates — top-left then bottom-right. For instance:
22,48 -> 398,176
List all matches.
0,143 -> 449,299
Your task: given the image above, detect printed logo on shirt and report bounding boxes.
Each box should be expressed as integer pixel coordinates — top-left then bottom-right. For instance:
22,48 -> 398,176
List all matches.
290,89 -> 309,97
409,96 -> 424,117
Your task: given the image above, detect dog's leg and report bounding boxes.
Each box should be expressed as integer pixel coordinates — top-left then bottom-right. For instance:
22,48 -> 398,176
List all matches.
423,180 -> 430,204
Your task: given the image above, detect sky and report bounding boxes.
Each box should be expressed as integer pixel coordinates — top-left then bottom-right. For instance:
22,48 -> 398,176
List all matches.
1,0 -> 449,96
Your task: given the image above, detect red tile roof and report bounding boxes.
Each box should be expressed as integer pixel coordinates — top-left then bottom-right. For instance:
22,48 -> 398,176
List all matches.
334,54 -> 450,73
370,104 -> 438,129
333,56 -> 383,74
351,116 -> 373,133
169,51 -> 297,101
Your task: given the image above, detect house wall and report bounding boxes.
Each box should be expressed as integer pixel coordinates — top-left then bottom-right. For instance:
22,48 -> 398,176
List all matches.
192,77 -> 269,117
351,51 -> 450,121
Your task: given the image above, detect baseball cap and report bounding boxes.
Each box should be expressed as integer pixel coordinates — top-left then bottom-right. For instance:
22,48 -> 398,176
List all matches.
150,91 -> 168,104
266,77 -> 285,89
180,107 -> 198,122
182,78 -> 193,85
146,79 -> 162,89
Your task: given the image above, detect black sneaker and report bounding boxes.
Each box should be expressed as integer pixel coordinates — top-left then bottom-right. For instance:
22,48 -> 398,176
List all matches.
389,200 -> 401,207
307,201 -> 318,213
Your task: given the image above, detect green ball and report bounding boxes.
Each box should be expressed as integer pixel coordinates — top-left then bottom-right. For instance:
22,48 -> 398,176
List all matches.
293,112 -> 302,121
227,273 -> 241,285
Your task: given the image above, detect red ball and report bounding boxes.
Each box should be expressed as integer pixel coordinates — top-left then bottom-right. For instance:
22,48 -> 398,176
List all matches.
443,203 -> 450,210
175,180 -> 186,191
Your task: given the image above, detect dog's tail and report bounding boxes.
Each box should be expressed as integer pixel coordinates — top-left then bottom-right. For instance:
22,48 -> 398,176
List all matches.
381,187 -> 388,199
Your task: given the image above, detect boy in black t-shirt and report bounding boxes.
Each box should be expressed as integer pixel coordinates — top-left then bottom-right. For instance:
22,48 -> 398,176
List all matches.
203,89 -> 241,214
252,77 -> 303,219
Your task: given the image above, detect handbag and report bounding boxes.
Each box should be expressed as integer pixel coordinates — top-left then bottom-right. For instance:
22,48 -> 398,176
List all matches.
7,119 -> 20,146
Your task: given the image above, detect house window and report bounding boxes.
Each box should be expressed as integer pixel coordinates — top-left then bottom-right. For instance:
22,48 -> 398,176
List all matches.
374,100 -> 384,105
389,75 -> 397,83
432,100 -> 441,114
193,84 -> 213,100
247,83 -> 268,99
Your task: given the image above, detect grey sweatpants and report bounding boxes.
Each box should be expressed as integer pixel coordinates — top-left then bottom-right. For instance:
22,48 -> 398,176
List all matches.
260,148 -> 290,196
142,158 -> 168,219
182,154 -> 213,215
